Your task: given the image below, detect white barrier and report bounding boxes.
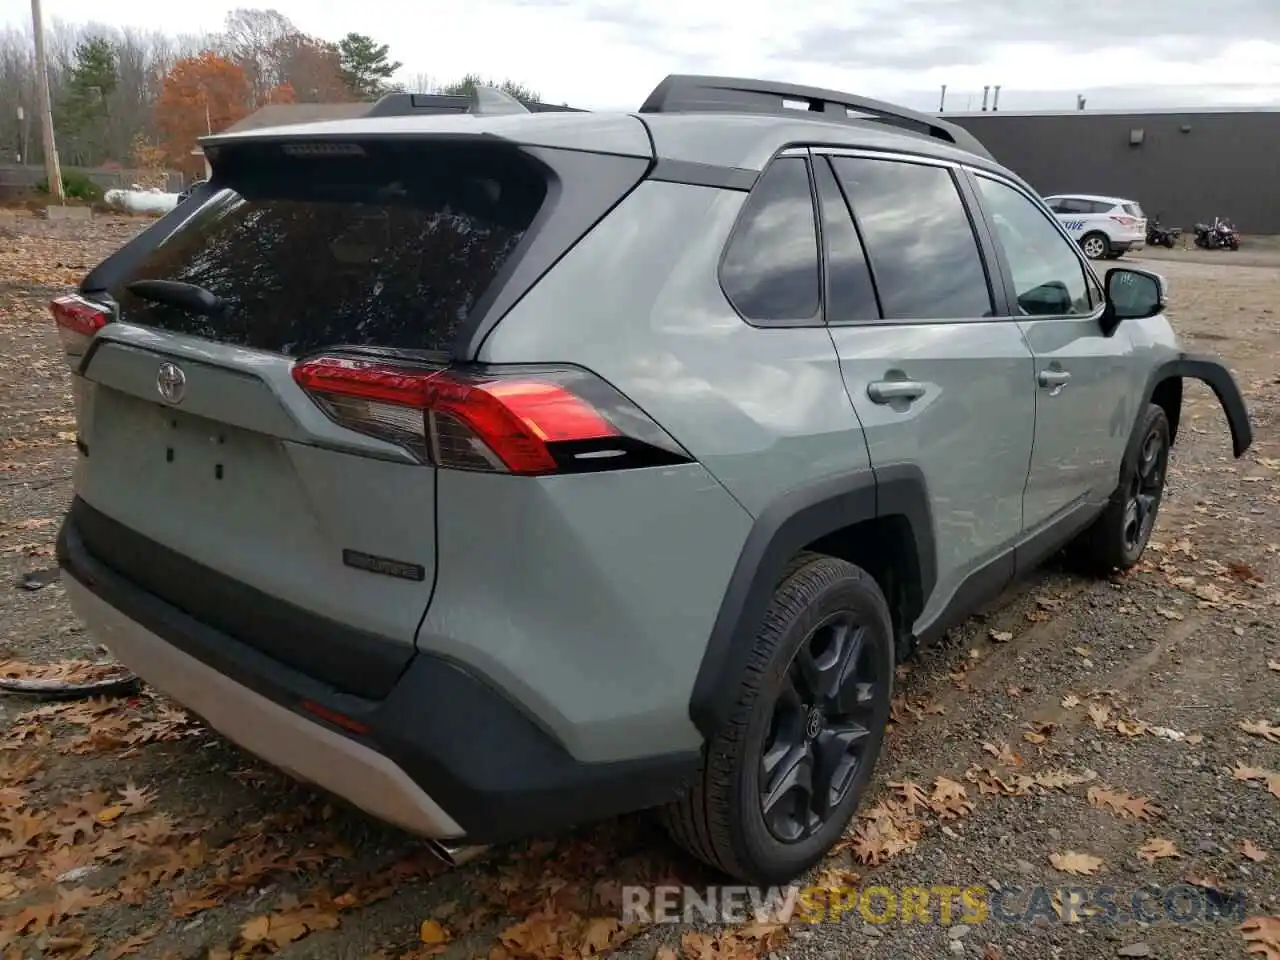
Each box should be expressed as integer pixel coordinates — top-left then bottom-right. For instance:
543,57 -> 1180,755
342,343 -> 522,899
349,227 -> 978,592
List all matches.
103,187 -> 180,215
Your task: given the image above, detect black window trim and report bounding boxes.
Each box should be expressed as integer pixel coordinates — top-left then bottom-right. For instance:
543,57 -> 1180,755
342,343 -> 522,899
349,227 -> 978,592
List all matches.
716,149 -> 826,329
813,146 -> 1012,325
809,151 -> 885,324
962,168 -> 1108,324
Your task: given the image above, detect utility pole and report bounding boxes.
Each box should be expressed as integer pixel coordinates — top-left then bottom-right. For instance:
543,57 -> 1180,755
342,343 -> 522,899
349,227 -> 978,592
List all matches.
30,0 -> 64,202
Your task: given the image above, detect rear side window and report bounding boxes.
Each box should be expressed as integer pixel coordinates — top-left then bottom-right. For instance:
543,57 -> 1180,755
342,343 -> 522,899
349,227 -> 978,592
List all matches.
719,156 -> 821,324
109,141 -> 547,356
830,156 -> 994,320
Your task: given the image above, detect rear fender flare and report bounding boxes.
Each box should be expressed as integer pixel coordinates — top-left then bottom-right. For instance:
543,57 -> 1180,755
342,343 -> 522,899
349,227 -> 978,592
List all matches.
688,465 -> 936,740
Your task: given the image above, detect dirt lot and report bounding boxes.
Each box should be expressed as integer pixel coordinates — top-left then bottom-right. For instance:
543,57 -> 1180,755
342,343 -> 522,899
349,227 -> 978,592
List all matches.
0,212 -> 1277,960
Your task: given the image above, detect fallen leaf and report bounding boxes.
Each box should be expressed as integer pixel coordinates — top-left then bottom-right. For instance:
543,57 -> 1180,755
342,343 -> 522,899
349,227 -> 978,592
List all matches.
1061,695 -> 1081,709
1242,840 -> 1268,863
982,947 -> 1005,960
1240,916 -> 1280,960
107,924 -> 161,959
889,780 -> 930,814
989,630 -> 1013,643
929,777 -> 975,820
981,741 -> 1022,767
1268,661 -> 1280,673
1049,851 -> 1103,876
420,919 -> 449,945
94,805 -> 124,824
1156,608 -> 1185,621
1240,720 -> 1280,744
1088,787 -> 1163,822
1138,838 -> 1181,862
1088,703 -> 1111,729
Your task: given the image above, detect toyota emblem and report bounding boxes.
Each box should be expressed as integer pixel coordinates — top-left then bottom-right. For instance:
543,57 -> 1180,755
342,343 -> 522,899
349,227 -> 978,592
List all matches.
156,362 -> 187,404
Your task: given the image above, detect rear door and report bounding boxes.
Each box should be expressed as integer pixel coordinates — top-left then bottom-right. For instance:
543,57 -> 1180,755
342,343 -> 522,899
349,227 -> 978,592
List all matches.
67,133 -> 647,699
815,149 -> 1036,631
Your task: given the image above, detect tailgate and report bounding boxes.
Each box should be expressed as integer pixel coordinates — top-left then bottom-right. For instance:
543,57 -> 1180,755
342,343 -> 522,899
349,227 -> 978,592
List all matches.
73,332 -> 438,699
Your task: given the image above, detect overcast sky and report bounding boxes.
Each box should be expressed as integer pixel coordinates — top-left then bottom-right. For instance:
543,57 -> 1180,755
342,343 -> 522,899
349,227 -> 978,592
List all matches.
3,0 -> 1278,112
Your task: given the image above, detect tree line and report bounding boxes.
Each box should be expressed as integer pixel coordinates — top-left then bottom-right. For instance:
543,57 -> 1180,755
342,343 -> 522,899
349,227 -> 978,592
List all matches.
0,7 -> 542,178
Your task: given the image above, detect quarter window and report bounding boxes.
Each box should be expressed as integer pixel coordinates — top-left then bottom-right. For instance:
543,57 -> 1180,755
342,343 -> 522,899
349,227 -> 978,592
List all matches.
720,156 -> 821,324
829,156 -> 994,320
974,176 -> 1095,317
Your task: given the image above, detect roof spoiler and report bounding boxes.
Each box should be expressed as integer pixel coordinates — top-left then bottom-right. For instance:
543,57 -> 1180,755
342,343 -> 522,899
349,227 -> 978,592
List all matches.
638,74 -> 994,160
366,87 -> 586,118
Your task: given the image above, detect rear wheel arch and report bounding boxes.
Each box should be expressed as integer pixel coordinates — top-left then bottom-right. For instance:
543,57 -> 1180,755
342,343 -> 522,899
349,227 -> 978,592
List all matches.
1134,356 -> 1252,463
690,466 -> 936,740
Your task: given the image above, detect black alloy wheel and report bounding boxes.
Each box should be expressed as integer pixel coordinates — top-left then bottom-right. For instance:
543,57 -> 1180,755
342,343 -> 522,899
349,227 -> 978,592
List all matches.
759,612 -> 880,843
1122,417 -> 1168,556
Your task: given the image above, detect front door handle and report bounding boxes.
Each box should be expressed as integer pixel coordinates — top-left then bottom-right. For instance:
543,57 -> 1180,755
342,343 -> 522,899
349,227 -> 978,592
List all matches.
1037,369 -> 1072,394
867,380 -> 926,403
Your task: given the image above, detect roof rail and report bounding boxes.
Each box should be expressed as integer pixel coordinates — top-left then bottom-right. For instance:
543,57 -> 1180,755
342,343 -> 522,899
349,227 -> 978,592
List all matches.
366,89 -> 587,119
638,74 -> 994,160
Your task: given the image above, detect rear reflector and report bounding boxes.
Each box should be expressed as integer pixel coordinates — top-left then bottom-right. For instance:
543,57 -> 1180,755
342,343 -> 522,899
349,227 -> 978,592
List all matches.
300,699 -> 372,735
50,295 -> 110,364
291,354 -> 691,475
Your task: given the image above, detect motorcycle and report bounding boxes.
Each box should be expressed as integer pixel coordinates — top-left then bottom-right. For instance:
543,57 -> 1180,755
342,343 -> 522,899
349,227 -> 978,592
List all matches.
1193,217 -> 1240,250
1146,217 -> 1182,249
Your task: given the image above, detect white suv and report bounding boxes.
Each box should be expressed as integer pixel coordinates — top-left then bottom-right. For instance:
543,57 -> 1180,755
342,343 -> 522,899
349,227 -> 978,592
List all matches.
1043,194 -> 1147,261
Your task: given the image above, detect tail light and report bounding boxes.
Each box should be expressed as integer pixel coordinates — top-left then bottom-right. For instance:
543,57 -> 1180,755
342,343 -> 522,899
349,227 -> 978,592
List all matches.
50,295 -> 110,364
291,354 -> 693,476
1110,215 -> 1139,228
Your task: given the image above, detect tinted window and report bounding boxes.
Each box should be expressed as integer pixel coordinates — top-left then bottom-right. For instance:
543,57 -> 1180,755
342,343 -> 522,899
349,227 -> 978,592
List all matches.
830,157 -> 993,320
111,141 -> 547,356
813,157 -> 879,322
720,157 -> 821,323
975,176 -> 1094,317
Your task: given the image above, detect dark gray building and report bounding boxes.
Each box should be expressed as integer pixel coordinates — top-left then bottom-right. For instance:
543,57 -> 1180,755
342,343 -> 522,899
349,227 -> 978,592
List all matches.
942,107 -> 1280,235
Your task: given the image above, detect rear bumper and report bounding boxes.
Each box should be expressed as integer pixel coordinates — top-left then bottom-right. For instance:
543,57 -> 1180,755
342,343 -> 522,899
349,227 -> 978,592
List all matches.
57,502 -> 699,844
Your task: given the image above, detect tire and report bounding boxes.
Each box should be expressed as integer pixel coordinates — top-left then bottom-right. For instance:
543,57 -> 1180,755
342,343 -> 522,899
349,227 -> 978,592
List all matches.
1066,404 -> 1171,576
660,553 -> 894,885
1080,232 -> 1110,260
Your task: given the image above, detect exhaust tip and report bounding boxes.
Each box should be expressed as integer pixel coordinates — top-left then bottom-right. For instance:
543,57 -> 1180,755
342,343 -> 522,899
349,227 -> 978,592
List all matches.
426,839 -> 490,868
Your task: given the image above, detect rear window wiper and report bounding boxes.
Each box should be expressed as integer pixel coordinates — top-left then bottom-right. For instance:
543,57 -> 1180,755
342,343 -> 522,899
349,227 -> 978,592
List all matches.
125,279 -> 227,317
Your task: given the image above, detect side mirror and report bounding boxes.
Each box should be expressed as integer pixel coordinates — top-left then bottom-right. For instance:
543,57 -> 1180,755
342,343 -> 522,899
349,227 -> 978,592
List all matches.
1100,267 -> 1167,335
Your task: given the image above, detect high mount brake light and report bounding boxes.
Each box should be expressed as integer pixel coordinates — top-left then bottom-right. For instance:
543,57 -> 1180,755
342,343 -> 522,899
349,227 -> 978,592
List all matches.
291,355 -> 691,476
50,295 -> 110,363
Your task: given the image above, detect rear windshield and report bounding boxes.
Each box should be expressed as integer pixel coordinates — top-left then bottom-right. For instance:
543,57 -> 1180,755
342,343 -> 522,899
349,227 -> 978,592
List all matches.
1123,203 -> 1143,217
110,140 -> 548,356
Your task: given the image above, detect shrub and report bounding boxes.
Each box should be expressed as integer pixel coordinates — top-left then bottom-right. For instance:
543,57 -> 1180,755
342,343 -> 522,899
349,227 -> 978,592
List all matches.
35,171 -> 104,202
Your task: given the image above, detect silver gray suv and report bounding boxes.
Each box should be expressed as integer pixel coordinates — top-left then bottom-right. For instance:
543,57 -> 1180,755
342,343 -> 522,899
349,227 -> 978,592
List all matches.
52,75 -> 1253,885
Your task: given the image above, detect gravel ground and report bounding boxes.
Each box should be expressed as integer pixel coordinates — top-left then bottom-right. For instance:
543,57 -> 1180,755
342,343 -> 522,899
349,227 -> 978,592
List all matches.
0,211 -> 1277,960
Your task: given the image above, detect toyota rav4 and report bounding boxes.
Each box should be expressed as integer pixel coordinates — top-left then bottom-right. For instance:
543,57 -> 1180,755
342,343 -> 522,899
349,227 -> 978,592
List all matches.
52,75 -> 1253,885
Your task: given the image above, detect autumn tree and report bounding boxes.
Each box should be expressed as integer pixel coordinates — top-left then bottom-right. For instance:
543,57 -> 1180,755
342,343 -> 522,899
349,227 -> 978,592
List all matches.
153,52 -> 251,174
338,33 -> 401,99
273,35 -> 351,102
439,73 -> 540,104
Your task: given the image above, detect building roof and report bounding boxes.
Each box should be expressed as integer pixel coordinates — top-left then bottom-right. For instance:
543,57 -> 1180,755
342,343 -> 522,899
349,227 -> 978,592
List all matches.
939,105 -> 1280,118
219,102 -> 373,135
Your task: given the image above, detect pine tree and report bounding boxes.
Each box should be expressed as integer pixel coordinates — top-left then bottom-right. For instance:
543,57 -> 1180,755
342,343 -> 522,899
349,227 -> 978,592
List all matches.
337,33 -> 402,100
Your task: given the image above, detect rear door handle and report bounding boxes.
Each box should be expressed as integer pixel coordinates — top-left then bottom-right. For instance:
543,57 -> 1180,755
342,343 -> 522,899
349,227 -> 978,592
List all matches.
867,380 -> 926,403
1037,369 -> 1072,392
